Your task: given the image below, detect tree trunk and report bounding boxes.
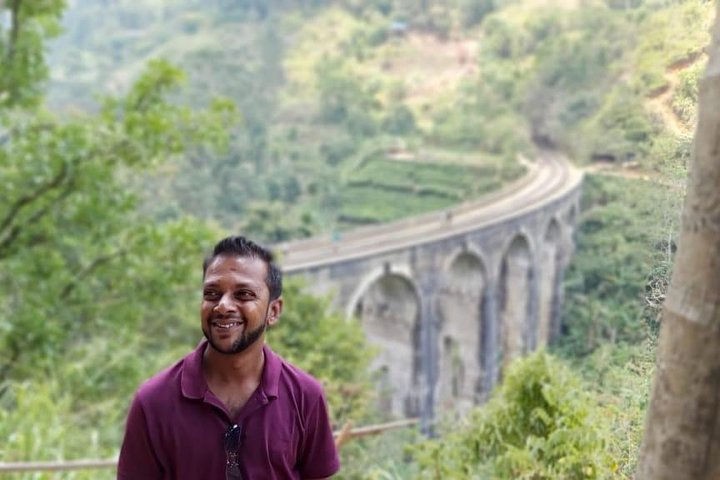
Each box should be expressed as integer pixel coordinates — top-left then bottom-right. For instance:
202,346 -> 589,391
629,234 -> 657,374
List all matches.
636,6 -> 720,479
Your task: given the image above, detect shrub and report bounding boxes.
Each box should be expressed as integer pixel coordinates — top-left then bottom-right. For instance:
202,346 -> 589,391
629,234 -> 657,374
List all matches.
412,352 -> 613,479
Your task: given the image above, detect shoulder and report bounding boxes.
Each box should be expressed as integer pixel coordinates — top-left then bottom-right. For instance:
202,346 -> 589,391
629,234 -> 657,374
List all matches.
135,342 -> 205,406
276,353 -> 326,398
264,346 -> 327,412
133,351 -> 191,409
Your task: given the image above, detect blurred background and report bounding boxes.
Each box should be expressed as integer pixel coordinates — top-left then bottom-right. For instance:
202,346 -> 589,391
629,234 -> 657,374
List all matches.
0,0 -> 712,478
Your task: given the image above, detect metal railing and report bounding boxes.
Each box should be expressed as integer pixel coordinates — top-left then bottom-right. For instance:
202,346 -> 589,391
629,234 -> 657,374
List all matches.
0,418 -> 419,474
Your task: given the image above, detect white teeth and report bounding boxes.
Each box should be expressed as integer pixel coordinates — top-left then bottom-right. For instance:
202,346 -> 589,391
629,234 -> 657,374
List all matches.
215,322 -> 241,329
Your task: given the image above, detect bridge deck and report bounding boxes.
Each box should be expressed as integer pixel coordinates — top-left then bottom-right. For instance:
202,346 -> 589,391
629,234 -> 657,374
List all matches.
278,152 -> 583,272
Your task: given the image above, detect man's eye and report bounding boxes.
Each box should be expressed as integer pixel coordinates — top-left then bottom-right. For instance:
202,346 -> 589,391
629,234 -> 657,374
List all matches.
236,291 -> 254,300
204,291 -> 220,300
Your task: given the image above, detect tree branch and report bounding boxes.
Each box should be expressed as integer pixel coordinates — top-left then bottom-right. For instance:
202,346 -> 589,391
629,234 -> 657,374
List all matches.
0,337 -> 21,385
0,122 -> 55,147
60,248 -> 129,299
0,160 -> 68,236
6,0 -> 22,65
0,170 -> 74,258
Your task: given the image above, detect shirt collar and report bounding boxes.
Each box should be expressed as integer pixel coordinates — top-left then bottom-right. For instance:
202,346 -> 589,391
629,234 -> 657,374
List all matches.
180,340 -> 207,400
261,343 -> 281,399
180,340 -> 281,400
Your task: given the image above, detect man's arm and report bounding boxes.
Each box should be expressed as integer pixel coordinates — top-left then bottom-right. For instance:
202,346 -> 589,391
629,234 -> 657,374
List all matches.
117,394 -> 164,480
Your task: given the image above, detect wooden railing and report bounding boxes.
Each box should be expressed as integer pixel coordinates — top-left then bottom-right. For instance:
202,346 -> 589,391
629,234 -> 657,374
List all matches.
0,418 -> 419,474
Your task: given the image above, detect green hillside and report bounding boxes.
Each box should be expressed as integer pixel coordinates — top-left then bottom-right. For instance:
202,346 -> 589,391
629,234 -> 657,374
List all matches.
0,0 -> 713,478
41,0 -> 708,246
44,0 -> 710,244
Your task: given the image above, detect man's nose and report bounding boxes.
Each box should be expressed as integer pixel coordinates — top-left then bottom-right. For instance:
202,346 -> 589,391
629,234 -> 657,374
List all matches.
214,293 -> 237,314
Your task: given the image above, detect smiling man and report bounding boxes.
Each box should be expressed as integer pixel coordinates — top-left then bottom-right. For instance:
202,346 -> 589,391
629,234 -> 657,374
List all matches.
118,236 -> 339,479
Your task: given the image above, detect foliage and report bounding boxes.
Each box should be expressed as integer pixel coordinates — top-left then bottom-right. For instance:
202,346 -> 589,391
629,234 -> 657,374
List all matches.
570,341 -> 655,478
458,0 -> 495,28
338,427 -> 423,480
239,201 -> 315,244
0,0 -> 65,108
0,60 -> 236,382
0,53 -> 236,480
315,56 -> 380,137
672,60 -> 704,126
412,352 -> 614,479
580,86 -> 656,163
381,103 -> 417,136
630,0 -> 712,95
558,175 -> 680,357
1,379 -> 118,480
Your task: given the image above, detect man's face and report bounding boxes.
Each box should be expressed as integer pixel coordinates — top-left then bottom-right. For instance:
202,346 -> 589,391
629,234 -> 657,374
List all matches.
201,255 -> 282,355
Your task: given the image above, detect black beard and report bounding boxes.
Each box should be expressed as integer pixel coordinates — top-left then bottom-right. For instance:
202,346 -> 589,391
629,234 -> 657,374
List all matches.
205,320 -> 267,355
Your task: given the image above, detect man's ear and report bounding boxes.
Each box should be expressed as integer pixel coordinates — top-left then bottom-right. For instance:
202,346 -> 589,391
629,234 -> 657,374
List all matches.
267,297 -> 283,327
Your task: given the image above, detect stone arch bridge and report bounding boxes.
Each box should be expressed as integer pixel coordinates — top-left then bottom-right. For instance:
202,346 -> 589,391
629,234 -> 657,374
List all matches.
277,151 -> 583,430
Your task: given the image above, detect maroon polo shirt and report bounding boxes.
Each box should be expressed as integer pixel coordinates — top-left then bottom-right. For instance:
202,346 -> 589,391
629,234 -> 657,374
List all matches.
117,341 -> 340,479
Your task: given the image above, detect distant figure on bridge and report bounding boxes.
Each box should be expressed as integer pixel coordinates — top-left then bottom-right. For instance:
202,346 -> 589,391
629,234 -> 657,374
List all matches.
117,236 -> 339,479
331,230 -> 342,252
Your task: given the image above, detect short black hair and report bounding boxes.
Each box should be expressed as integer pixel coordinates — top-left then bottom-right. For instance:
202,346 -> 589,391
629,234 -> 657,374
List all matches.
203,236 -> 283,300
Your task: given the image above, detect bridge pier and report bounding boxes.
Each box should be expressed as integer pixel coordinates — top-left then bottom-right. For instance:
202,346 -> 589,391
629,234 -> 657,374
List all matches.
480,280 -> 500,401
418,280 -> 437,435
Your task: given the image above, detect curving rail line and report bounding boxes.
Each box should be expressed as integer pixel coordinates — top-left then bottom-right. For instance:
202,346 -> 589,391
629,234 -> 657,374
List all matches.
278,151 -> 583,272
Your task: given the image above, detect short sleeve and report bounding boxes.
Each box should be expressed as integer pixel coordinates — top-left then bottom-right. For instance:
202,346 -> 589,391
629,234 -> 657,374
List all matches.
297,392 -> 340,478
117,394 -> 164,480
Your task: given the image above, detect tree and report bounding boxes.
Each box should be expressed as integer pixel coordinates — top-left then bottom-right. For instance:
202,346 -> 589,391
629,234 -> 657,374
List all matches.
315,56 -> 379,137
0,0 -> 65,108
0,4 -> 242,468
636,7 -> 720,479
0,59 -> 237,384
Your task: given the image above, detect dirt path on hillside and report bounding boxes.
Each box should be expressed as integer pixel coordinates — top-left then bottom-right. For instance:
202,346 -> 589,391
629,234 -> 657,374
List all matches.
583,163 -> 661,182
647,51 -> 705,136
582,163 -> 685,191
589,52 -> 705,186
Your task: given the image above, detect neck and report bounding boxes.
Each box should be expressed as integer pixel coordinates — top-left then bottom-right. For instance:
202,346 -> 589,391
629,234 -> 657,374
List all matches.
202,340 -> 265,385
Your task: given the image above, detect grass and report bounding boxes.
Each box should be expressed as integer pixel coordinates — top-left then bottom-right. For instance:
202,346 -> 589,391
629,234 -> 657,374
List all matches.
353,158 -> 496,191
336,152 -> 524,225
338,186 -> 454,225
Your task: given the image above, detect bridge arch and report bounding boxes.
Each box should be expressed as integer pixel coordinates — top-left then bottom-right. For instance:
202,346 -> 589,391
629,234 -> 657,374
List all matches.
538,219 -> 562,347
349,266 -> 422,417
345,263 -> 415,318
498,232 -> 536,375
436,247 -> 489,413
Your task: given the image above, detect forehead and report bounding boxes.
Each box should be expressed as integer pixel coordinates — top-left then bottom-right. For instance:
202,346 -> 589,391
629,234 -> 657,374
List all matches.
203,255 -> 268,288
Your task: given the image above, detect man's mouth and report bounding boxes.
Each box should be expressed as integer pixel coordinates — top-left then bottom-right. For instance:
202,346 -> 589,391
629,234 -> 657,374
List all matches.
212,320 -> 243,330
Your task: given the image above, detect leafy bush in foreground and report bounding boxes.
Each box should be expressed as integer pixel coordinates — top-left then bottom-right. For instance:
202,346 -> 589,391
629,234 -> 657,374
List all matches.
412,352 -> 613,479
